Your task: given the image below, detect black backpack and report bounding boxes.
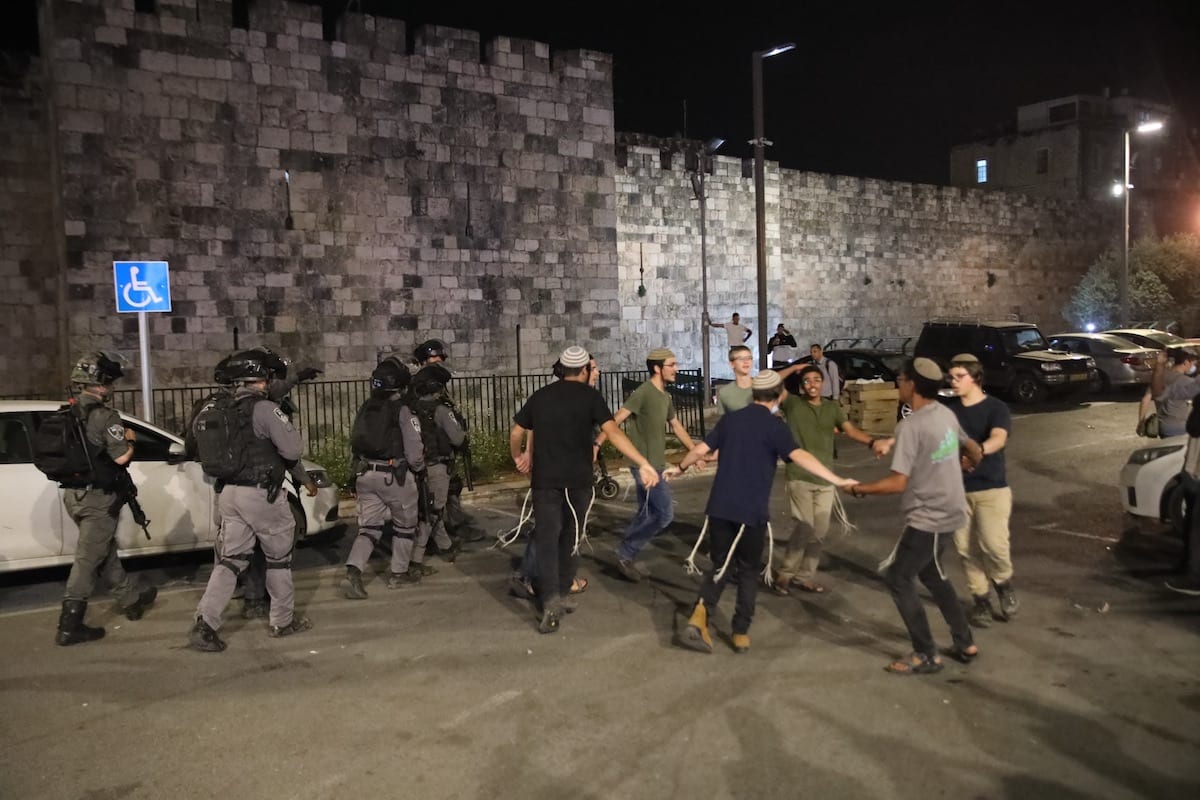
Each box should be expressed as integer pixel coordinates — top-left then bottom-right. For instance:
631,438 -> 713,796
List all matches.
193,394 -> 258,480
33,404 -> 119,489
350,397 -> 404,461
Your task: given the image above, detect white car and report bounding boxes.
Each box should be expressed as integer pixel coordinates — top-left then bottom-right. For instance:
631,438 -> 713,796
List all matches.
0,400 -> 342,573
1119,435 -> 1188,532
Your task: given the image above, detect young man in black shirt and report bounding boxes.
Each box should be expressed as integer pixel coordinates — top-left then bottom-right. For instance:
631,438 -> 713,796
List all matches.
510,346 -> 660,633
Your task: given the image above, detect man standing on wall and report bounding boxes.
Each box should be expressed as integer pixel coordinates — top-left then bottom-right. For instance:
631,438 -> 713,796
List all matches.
768,324 -> 798,367
613,348 -> 699,581
711,313 -> 753,349
809,343 -> 841,400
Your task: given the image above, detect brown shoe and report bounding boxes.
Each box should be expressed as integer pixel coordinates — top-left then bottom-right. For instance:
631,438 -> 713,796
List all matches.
679,602 -> 712,653
732,633 -> 751,654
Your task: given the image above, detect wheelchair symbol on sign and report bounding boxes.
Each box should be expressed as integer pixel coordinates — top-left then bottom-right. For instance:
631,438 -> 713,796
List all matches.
121,267 -> 164,309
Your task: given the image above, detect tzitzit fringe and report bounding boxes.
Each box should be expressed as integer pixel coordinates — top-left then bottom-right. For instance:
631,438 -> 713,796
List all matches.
830,489 -> 858,538
683,517 -> 710,576
568,487 -> 597,555
683,518 -> 775,586
494,488 -> 533,549
760,522 -> 775,587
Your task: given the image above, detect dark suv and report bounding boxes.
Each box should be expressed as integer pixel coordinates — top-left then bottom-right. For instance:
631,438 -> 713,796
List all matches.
915,319 -> 1094,403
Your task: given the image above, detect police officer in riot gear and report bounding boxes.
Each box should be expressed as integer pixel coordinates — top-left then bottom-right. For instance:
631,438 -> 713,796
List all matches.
413,339 -> 485,543
189,350 -> 312,651
342,357 -> 425,597
51,352 -> 158,646
190,349 -> 318,620
406,363 -> 465,580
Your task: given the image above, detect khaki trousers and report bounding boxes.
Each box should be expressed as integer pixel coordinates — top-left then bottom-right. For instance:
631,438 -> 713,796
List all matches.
776,481 -> 835,583
953,486 -> 1014,597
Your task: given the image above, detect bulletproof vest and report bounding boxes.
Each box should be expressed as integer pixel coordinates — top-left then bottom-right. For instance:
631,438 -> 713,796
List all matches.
183,388 -> 231,460
350,395 -> 406,462
193,394 -> 282,483
32,403 -> 122,490
412,395 -> 454,462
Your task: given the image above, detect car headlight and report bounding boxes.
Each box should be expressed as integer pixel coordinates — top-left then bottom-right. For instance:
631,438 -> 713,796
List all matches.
1039,362 -> 1063,372
307,469 -> 333,488
1126,445 -> 1184,465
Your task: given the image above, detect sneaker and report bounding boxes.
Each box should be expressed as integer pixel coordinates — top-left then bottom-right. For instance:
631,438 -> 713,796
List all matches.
732,633 -> 751,654
188,618 -> 227,653
538,604 -> 562,634
615,554 -> 643,583
387,571 -> 419,589
1165,576 -> 1200,596
269,616 -> 313,638
968,595 -> 994,628
994,582 -> 1019,619
241,599 -> 270,619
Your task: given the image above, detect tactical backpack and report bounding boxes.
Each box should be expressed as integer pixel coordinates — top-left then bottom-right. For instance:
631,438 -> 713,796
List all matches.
350,397 -> 405,461
412,396 -> 454,462
193,394 -> 259,480
32,404 -> 119,489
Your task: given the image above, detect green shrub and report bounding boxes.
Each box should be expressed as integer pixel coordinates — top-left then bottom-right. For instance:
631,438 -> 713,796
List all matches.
467,429 -> 520,483
308,431 -> 353,491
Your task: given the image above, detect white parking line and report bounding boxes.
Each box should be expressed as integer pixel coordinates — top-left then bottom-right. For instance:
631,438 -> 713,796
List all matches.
1031,522 -> 1120,543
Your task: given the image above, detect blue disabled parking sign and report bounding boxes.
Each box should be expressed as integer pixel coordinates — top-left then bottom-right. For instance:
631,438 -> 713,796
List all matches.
114,261 -> 171,313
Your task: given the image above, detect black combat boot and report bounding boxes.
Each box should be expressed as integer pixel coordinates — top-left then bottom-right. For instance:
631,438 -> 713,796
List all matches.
341,566 -> 369,600
121,585 -> 158,621
993,581 -> 1019,620
55,600 -> 105,646
188,618 -> 227,652
269,616 -> 313,638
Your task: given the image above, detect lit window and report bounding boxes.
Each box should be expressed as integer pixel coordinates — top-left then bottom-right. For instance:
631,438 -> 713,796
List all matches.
976,159 -> 988,184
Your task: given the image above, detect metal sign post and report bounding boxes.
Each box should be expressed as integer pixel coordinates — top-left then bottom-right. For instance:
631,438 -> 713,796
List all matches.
114,261 -> 171,423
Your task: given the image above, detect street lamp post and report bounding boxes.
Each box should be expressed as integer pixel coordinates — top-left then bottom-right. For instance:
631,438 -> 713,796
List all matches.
1119,120 -> 1164,327
692,138 -> 724,406
751,43 -> 794,370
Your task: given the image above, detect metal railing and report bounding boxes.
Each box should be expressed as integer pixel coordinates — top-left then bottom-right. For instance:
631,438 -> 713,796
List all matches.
9,369 -> 707,456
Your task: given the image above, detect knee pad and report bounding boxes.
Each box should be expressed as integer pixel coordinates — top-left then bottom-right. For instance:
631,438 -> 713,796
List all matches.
393,526 -> 416,541
265,556 -> 293,571
357,525 -> 383,544
217,554 -> 252,576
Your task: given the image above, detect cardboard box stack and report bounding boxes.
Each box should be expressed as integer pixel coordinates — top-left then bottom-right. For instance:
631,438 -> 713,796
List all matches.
840,379 -> 900,435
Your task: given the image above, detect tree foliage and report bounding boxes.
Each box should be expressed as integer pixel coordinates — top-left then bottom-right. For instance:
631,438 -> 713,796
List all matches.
1063,234 -> 1200,330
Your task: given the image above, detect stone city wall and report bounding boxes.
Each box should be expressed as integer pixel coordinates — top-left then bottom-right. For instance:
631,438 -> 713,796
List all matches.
2,0 -> 1117,397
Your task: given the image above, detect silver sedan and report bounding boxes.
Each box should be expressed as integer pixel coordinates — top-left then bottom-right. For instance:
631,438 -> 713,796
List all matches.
1047,333 -> 1158,390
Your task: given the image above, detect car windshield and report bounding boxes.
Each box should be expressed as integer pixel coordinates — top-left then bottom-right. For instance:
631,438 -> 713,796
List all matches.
1001,328 -> 1049,352
879,354 -> 905,374
1142,331 -> 1186,346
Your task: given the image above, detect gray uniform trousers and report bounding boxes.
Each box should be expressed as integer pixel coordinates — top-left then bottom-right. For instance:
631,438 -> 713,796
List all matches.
348,466 -> 420,574
196,485 -> 297,630
63,488 -> 139,606
413,463 -> 453,564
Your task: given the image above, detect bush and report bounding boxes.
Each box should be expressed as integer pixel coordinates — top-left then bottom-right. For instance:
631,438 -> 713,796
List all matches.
1062,243 -> 1179,330
308,431 -> 353,491
466,428 -> 520,483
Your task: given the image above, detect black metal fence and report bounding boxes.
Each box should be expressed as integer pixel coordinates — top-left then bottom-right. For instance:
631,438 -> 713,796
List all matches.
11,369 -> 706,456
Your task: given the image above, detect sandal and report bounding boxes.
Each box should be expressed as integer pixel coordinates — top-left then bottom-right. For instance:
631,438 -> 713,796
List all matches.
791,579 -> 826,594
943,644 -> 979,664
885,652 -> 943,675
768,581 -> 791,597
570,577 -> 589,595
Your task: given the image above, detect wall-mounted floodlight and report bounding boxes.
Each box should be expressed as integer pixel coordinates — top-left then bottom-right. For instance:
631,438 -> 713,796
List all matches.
705,137 -> 726,154
1136,120 -> 1164,134
762,43 -> 796,58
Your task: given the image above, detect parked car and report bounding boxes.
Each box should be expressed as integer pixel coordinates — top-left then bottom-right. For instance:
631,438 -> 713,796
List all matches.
1119,435 -> 1188,536
1102,328 -> 1200,350
788,348 -> 918,418
0,400 -> 342,573
915,319 -> 1094,403
1046,333 -> 1157,390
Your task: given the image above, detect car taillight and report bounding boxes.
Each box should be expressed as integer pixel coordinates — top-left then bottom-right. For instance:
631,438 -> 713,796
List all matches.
1121,356 -> 1143,366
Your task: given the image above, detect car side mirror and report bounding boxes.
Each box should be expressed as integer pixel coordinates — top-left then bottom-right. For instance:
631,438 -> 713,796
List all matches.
167,441 -> 189,464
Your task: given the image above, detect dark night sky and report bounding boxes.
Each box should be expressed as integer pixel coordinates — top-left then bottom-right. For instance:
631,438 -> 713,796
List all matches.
4,1 -> 1199,185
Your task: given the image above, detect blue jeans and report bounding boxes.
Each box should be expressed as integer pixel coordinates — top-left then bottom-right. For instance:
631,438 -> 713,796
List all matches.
616,468 -> 673,561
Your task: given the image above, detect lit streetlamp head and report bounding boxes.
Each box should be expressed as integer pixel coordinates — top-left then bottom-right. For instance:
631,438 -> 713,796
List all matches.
1111,182 -> 1125,197
761,43 -> 796,58
704,137 -> 726,154
1136,120 -> 1164,134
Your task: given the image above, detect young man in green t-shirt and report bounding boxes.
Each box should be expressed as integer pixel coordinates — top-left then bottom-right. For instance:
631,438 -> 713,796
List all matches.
716,345 -> 754,415
612,347 -> 700,581
773,365 -> 882,594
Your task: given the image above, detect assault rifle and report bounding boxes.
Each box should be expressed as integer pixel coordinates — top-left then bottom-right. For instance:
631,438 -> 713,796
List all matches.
110,469 -> 151,540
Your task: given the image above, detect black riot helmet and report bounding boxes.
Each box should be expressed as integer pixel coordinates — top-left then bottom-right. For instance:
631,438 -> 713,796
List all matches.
70,351 -> 124,387
412,363 -> 452,396
371,357 -> 411,392
414,339 -> 448,364
221,350 -> 275,383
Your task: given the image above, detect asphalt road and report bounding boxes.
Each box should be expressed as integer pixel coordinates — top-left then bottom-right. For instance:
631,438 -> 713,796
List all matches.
1,392 -> 1198,799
